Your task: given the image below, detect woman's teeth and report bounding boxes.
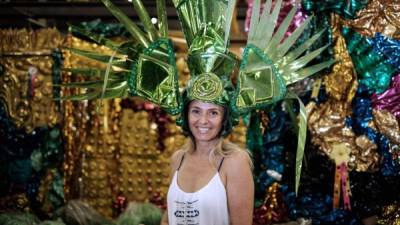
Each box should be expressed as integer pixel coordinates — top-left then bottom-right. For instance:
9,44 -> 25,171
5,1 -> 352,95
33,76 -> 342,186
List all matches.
198,128 -> 210,133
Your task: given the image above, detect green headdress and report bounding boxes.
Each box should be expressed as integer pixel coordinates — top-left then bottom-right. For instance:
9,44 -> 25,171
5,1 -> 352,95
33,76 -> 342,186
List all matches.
175,0 -> 237,105
61,0 -> 334,193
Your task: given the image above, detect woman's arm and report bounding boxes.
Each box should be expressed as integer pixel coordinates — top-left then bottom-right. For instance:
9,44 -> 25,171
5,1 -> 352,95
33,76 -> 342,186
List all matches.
160,211 -> 168,225
225,150 -> 254,225
160,149 -> 185,225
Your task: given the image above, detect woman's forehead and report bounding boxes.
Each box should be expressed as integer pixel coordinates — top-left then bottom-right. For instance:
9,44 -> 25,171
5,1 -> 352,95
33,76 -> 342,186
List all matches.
189,100 -> 224,111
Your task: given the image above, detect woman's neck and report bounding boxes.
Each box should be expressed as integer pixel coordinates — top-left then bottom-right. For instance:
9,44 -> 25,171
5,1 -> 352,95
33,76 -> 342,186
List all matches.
193,138 -> 221,157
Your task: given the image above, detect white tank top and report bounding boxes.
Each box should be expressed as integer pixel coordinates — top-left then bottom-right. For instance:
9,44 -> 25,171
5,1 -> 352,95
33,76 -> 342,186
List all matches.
167,157 -> 229,225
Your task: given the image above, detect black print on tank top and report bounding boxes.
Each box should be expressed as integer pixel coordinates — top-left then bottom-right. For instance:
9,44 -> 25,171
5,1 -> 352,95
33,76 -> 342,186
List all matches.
174,200 -> 200,225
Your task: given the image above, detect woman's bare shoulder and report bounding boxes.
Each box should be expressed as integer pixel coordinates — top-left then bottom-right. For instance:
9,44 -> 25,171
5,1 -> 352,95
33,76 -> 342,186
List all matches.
170,149 -> 185,170
224,149 -> 252,169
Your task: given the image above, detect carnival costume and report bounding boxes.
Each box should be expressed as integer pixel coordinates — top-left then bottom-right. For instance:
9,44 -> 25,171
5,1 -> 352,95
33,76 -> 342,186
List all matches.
61,0 -> 334,194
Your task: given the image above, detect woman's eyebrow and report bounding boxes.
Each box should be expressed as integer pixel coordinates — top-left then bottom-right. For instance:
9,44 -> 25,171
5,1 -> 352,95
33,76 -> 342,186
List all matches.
208,108 -> 223,111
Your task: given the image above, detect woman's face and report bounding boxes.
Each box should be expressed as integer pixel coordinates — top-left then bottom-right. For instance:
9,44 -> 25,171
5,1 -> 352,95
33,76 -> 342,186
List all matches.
188,100 -> 225,143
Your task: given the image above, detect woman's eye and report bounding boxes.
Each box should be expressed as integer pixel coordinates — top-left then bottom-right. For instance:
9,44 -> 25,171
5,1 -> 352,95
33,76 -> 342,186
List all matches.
210,111 -> 219,116
191,109 -> 200,114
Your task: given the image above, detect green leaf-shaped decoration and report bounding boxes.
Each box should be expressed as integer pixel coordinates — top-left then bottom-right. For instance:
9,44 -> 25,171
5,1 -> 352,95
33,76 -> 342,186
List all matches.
130,39 -> 182,115
233,45 -> 286,114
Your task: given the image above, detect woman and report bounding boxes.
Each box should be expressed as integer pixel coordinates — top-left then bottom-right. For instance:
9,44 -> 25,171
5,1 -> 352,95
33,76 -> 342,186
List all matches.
161,100 -> 254,225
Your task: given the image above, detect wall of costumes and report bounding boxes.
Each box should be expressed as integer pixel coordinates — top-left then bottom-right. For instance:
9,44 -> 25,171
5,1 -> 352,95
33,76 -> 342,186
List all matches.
0,0 -> 399,225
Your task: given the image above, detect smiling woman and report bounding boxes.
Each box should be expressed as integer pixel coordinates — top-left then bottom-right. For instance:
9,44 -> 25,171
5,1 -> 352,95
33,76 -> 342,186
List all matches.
162,100 -> 254,225
51,0 -> 334,224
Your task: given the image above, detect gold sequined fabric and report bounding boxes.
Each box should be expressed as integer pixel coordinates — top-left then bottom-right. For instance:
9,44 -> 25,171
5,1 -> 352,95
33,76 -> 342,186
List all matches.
379,203 -> 400,225
0,28 -> 64,132
343,0 -> 400,38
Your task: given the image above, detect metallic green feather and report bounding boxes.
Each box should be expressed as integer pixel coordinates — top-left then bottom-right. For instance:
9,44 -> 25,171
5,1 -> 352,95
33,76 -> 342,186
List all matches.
59,81 -> 128,101
156,0 -> 168,37
174,0 -> 233,48
280,28 -> 325,65
285,91 -> 307,196
68,48 -> 130,70
281,44 -> 330,75
263,0 -> 289,53
62,68 -> 127,80
272,15 -> 313,60
130,0 -> 158,41
224,0 -> 237,47
100,0 -> 150,48
69,25 -> 126,54
288,59 -> 336,84
248,0 -> 261,44
257,0 -> 282,49
252,0 -> 272,48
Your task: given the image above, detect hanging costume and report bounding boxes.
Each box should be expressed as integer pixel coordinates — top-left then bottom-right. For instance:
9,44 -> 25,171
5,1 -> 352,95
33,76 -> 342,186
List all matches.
61,0 -> 334,197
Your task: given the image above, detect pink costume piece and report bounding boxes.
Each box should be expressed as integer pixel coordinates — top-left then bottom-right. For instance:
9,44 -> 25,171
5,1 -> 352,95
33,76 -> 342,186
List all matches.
372,73 -> 400,121
245,0 -> 308,40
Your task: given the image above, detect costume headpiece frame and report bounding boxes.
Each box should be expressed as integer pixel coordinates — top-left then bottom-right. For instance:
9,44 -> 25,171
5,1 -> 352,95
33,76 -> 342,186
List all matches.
61,0 -> 334,194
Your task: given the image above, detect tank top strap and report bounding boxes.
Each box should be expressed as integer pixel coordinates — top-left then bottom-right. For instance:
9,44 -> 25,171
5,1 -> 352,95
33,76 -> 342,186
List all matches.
177,153 -> 185,171
218,157 -> 225,172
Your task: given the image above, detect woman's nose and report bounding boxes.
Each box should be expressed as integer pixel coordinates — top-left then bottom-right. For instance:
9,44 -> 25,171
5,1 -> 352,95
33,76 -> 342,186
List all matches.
198,113 -> 208,124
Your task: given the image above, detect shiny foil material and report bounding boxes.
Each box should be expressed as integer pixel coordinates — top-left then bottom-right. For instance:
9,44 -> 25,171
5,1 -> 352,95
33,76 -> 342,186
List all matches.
307,100 -> 379,172
323,32 -> 357,103
293,13 -> 333,64
342,27 -> 397,94
0,28 -> 63,132
372,74 -> 400,120
66,0 -> 334,127
302,0 -> 369,19
173,0 -> 240,109
373,109 -> 400,165
245,0 -> 308,38
65,0 -> 183,115
172,0 -> 231,48
368,33 -> 400,69
378,203 -> 400,225
255,107 -> 286,197
343,0 -> 400,39
305,25 -> 380,172
373,109 -> 400,146
283,191 -> 359,224
235,0 -> 335,113
235,45 -> 286,113
380,133 -> 400,176
253,183 -> 287,225
130,38 -> 182,115
347,87 -> 382,171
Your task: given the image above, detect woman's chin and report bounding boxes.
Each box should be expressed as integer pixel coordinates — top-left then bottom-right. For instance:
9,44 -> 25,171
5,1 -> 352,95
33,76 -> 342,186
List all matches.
193,134 -> 219,143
